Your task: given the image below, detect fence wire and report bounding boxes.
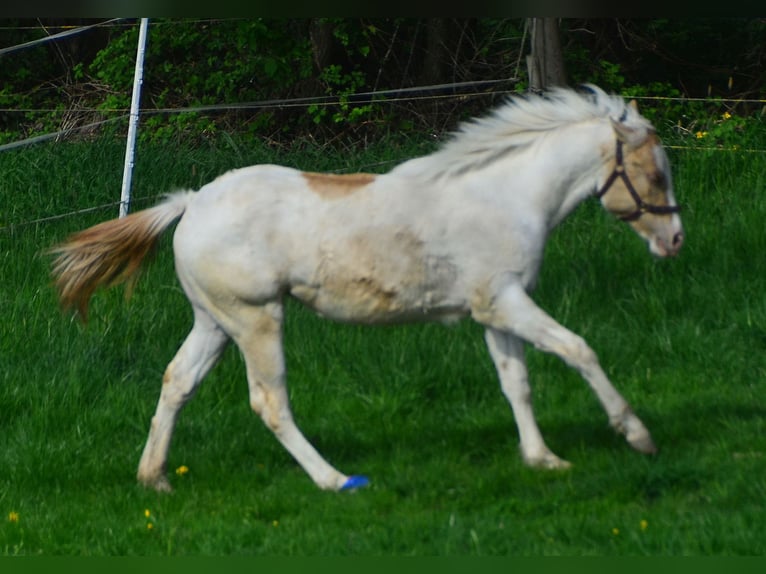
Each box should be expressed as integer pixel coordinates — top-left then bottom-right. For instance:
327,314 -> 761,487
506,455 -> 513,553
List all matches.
0,18 -> 124,56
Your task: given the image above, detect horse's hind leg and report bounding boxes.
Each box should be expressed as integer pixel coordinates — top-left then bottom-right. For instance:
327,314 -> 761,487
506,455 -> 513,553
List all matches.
234,302 -> 358,491
137,308 -> 229,492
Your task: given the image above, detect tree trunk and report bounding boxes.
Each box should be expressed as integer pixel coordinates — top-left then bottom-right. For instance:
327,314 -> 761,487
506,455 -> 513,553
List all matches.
420,18 -> 449,86
309,18 -> 336,73
526,18 -> 567,91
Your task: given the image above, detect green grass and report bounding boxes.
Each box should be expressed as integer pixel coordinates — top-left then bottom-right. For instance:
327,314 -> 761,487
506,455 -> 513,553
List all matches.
1,131 -> 765,556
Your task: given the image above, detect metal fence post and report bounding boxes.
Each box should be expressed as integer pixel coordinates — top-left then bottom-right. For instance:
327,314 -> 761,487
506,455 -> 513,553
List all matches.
119,18 -> 149,218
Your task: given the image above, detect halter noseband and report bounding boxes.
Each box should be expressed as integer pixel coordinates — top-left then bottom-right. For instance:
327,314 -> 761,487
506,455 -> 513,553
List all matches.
595,139 -> 681,222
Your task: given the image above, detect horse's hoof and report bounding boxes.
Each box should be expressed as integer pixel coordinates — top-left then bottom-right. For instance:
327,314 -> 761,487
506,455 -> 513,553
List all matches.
524,451 -> 572,470
628,433 -> 658,455
138,474 -> 173,493
340,475 -> 370,491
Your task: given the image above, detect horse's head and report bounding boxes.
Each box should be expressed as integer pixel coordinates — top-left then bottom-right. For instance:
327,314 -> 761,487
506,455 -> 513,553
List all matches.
596,102 -> 684,258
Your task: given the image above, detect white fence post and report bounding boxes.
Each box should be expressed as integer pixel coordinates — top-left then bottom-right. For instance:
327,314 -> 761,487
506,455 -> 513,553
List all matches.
119,18 -> 149,218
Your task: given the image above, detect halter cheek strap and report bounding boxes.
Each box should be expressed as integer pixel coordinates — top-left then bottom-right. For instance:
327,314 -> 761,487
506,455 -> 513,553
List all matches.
595,140 -> 681,222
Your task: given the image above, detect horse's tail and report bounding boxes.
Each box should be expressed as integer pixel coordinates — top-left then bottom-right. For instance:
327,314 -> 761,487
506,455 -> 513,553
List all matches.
49,191 -> 195,321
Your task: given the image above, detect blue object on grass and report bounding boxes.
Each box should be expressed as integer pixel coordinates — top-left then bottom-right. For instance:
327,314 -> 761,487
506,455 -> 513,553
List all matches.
340,475 -> 370,490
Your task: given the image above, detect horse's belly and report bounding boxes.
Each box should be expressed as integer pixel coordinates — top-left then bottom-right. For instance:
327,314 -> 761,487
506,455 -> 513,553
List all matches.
284,223 -> 465,323
288,242 -> 466,326
289,279 -> 465,324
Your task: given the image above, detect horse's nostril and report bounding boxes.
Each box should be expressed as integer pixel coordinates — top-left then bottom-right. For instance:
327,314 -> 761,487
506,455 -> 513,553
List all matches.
673,231 -> 684,248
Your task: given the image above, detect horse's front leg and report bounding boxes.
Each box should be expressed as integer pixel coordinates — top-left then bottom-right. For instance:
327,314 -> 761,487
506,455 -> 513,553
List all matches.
484,328 -> 571,469
475,283 -> 656,460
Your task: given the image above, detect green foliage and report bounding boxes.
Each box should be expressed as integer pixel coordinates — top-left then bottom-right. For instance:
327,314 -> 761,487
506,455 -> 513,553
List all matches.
309,65 -> 373,125
307,19 -> 377,126
0,21 -> 64,140
84,19 -> 316,143
563,48 -> 764,151
1,19 -> 765,146
685,109 -> 762,150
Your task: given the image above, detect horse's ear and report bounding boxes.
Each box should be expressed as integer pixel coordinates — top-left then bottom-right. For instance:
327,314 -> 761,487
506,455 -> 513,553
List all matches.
610,117 -> 648,147
628,99 -> 638,111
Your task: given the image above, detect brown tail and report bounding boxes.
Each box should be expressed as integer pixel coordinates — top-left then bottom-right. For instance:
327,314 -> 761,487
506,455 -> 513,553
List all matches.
49,192 -> 193,321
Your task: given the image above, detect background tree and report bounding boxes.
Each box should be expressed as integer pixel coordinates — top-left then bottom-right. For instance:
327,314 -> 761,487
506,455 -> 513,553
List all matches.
526,18 -> 567,90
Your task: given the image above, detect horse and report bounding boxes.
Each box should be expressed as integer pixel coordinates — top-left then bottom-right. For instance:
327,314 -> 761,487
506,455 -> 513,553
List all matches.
49,84 -> 683,493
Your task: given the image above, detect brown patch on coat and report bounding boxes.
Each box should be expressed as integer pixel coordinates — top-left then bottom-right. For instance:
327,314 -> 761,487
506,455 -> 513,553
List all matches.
289,227 -> 457,322
302,172 -> 376,199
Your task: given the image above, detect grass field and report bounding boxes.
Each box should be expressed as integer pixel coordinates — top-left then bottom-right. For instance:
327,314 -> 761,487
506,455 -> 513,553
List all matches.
1,124 -> 765,555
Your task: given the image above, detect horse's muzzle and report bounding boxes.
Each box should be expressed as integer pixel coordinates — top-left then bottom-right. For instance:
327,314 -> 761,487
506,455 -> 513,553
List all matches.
650,230 -> 684,257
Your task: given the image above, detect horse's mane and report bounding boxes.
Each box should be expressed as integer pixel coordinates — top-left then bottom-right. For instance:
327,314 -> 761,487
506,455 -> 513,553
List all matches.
392,84 -> 652,181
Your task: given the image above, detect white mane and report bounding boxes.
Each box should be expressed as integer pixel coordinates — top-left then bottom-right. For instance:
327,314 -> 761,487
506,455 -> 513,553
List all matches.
393,84 -> 652,181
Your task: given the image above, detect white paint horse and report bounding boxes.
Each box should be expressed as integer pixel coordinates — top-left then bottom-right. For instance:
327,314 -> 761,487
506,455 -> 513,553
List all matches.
50,85 -> 683,493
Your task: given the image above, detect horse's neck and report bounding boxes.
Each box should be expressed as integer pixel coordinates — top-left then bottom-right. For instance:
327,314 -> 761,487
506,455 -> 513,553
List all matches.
528,122 -> 613,228
391,120 -> 613,229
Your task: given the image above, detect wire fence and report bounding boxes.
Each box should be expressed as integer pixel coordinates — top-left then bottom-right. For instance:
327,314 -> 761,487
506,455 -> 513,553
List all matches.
1,18 -> 765,233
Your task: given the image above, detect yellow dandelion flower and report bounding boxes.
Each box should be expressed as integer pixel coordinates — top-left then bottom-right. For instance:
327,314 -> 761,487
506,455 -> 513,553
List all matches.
8,511 -> 19,523
147,522 -> 154,530
144,509 -> 151,518
695,131 -> 708,139
722,111 -> 732,120
640,519 -> 648,531
175,465 -> 189,476
612,527 -> 620,536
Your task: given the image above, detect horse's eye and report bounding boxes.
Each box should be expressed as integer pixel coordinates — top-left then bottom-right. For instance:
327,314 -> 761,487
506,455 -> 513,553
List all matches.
650,170 -> 667,188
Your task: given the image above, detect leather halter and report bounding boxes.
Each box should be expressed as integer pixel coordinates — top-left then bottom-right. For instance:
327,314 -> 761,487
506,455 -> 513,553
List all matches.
595,139 -> 681,222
